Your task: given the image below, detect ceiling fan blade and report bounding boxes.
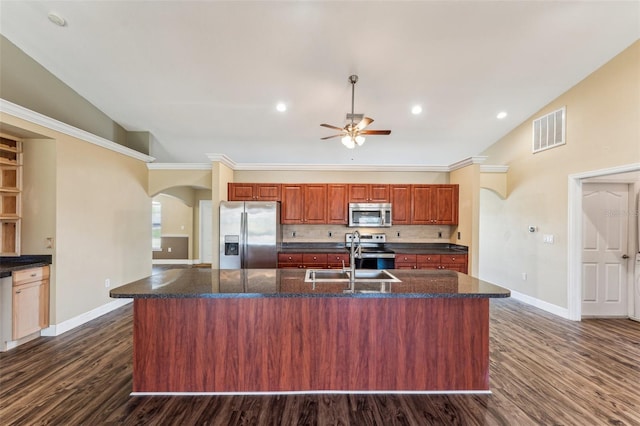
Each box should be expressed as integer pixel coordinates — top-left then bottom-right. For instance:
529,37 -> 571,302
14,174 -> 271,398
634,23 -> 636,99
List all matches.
360,130 -> 391,135
320,134 -> 344,140
320,123 -> 345,131
356,117 -> 374,130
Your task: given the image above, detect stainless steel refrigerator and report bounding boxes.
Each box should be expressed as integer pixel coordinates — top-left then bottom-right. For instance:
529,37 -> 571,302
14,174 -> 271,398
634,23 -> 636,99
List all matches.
219,201 -> 281,269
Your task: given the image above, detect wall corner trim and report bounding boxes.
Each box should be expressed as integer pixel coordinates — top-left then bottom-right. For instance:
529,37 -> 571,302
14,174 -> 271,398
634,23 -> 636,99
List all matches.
480,165 -> 509,173
206,153 -> 237,169
0,98 -> 155,163
449,156 -> 487,171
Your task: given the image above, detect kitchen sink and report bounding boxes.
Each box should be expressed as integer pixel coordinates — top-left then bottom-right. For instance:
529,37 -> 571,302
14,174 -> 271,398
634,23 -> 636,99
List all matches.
304,269 -> 401,283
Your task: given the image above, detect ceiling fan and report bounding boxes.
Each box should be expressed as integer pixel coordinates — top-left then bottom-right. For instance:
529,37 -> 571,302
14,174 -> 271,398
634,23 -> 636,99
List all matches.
320,75 -> 391,149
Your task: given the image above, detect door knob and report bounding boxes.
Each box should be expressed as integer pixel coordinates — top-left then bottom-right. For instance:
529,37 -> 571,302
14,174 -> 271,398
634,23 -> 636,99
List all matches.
622,254 -> 629,259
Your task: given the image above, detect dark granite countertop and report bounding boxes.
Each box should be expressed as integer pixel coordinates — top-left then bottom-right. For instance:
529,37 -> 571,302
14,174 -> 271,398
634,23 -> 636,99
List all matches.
110,268 -> 509,299
279,242 -> 468,255
0,255 -> 52,279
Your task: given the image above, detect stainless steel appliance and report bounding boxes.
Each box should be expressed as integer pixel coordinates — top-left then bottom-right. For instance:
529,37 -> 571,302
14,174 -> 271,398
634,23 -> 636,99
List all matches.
219,201 -> 281,269
345,233 -> 395,269
349,203 -> 392,227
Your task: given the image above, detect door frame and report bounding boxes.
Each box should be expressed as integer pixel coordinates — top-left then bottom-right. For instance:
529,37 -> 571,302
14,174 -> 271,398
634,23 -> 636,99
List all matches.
568,163 -> 640,320
199,199 -> 213,264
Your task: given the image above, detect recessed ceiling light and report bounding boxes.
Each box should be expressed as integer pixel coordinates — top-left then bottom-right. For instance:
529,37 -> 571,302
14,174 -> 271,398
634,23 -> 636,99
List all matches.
276,103 -> 287,112
411,105 -> 422,115
47,12 -> 67,27
496,111 -> 507,119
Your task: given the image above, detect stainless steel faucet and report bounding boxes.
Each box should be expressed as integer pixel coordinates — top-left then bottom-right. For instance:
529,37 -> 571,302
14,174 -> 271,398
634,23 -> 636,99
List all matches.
349,230 -> 361,283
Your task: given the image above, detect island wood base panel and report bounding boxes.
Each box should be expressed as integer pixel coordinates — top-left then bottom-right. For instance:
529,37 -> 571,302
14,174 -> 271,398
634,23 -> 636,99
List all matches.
132,297 -> 489,393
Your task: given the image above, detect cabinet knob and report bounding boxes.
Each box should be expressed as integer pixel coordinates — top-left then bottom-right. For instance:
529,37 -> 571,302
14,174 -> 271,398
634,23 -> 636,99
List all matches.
452,257 -> 456,261
31,273 -> 37,277
16,290 -> 21,294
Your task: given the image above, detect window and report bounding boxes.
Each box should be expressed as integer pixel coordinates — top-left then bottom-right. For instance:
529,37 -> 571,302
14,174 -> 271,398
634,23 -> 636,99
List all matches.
152,201 -> 161,250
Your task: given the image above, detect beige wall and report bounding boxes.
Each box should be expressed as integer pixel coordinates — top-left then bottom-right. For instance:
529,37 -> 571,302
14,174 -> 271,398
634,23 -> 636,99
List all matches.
153,194 -> 192,258
478,41 -> 640,308
148,168 -> 211,196
450,164 -> 481,276
1,113 -> 152,325
234,170 -> 449,184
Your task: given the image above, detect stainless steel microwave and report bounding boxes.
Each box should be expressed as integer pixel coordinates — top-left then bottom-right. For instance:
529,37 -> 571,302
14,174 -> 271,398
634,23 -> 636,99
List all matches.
348,203 -> 392,227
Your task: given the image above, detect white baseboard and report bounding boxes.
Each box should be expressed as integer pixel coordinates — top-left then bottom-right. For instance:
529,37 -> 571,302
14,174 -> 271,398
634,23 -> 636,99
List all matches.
508,289 -> 570,319
152,259 -> 194,265
41,298 -> 132,337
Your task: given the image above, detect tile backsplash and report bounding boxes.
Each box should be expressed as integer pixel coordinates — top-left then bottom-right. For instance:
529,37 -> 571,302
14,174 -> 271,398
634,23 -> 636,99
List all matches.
282,224 -> 454,243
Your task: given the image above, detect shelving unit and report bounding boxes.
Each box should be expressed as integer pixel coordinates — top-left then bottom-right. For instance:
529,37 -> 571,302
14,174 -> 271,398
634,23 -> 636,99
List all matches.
0,134 -> 22,256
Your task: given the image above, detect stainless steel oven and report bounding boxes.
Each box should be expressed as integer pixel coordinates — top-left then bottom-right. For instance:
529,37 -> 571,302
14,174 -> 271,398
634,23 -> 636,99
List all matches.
345,233 -> 395,269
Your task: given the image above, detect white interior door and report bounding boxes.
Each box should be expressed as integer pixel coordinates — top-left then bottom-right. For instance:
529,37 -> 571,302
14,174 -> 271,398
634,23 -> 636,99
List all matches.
199,200 -> 213,264
582,183 -> 629,317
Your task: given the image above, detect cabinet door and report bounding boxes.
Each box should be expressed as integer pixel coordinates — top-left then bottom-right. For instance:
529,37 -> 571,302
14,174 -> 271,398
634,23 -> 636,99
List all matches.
281,185 -> 304,224
13,281 -> 41,340
348,184 -> 369,202
411,185 -> 434,224
416,254 -> 441,270
327,184 -> 348,224
255,184 -> 281,201
369,184 -> 390,202
228,183 -> 255,201
303,184 -> 327,224
394,253 -> 417,269
390,185 -> 411,224
433,185 -> 459,224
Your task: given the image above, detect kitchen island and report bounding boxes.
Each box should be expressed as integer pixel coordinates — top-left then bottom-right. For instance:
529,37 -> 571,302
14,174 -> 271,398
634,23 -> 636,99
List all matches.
110,268 -> 509,395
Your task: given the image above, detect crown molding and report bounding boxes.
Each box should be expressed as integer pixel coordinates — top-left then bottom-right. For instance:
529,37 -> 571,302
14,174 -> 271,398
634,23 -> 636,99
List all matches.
206,153 -> 236,169
0,99 -> 156,163
147,163 -> 211,170
448,156 -> 487,171
480,165 -> 510,173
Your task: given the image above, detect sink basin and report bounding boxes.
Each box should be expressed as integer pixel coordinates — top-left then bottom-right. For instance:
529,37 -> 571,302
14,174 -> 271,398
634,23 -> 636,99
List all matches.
304,269 -> 401,283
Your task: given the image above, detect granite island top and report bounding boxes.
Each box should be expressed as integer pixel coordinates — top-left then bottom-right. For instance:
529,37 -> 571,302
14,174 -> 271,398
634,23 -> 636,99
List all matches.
110,268 -> 509,299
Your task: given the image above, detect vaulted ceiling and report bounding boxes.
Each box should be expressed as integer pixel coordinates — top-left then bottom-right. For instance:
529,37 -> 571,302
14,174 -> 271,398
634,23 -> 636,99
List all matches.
1,1 -> 638,166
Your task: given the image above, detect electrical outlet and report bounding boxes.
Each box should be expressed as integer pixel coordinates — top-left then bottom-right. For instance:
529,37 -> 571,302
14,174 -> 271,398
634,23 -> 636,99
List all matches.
292,231 -> 296,238
521,273 -> 527,281
328,231 -> 332,237
457,231 -> 461,239
45,237 -> 54,248
105,278 -> 111,288
438,232 -> 442,238
396,231 -> 400,237
168,247 -> 172,253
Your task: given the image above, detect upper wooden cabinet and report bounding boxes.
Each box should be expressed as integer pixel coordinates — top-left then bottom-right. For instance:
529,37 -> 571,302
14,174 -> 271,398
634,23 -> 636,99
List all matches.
327,184 -> 349,224
0,134 -> 22,256
228,183 -> 281,201
390,185 -> 411,225
348,184 -> 389,202
281,184 -> 327,224
412,184 -> 459,225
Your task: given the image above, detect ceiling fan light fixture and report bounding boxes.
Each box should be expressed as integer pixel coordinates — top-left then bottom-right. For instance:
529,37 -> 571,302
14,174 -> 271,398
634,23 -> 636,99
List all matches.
355,135 -> 365,146
341,136 -> 356,149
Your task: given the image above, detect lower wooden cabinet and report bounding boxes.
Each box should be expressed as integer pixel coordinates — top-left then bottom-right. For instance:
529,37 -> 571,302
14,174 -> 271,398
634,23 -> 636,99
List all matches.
12,266 -> 49,340
395,253 -> 468,274
278,252 -> 349,269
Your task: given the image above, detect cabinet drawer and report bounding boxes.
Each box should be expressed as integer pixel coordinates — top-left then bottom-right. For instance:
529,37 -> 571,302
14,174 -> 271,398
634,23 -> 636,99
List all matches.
441,254 -> 467,264
278,253 -> 303,264
395,254 -> 416,264
327,253 -> 349,267
416,254 -> 441,264
302,253 -> 327,265
13,266 -> 49,285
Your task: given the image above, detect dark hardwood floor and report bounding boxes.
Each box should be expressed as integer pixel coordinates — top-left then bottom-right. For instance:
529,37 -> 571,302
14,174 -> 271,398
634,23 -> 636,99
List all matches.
1,297 -> 639,425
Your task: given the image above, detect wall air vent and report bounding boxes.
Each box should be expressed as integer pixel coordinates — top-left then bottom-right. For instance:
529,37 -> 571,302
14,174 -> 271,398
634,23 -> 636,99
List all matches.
532,107 -> 566,153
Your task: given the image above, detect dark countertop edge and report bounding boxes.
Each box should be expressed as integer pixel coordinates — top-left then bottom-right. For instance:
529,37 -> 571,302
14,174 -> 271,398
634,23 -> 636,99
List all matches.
0,255 -> 53,278
279,243 -> 468,254
111,291 -> 510,299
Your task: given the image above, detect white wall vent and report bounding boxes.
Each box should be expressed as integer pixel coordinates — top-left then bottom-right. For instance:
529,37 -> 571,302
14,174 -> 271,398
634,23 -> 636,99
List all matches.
532,107 -> 566,153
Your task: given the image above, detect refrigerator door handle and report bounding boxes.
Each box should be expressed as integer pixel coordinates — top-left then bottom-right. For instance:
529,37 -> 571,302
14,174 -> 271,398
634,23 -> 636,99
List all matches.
241,211 -> 248,269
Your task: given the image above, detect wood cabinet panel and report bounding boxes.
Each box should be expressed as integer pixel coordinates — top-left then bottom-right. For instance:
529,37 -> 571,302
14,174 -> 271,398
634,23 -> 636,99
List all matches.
395,253 -> 417,269
12,265 -> 50,340
390,185 -> 411,225
0,135 -> 22,256
281,185 -> 304,224
433,185 -> 459,224
411,185 -> 434,224
327,184 -> 348,224
348,184 -> 389,202
303,184 -> 327,224
228,183 -> 281,201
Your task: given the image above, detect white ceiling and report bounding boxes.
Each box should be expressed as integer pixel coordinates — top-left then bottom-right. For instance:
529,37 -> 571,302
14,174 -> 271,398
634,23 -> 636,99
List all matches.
1,1 -> 638,167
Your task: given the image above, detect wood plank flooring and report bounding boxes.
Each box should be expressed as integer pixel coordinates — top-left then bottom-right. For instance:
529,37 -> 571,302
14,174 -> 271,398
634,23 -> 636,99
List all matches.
1,298 -> 639,425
